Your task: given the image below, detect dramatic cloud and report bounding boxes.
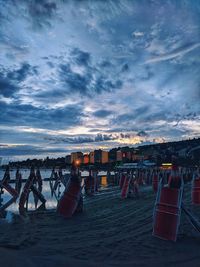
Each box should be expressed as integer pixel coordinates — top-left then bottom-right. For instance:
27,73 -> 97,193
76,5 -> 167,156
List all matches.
93,110 -> 112,118
137,131 -> 148,137
58,50 -> 123,96
44,133 -> 117,144
6,63 -> 38,81
0,101 -> 84,130
0,144 -> 67,157
0,62 -> 38,97
72,48 -> 91,67
0,0 -> 199,160
144,43 -> 200,64
0,75 -> 18,97
28,0 -> 57,28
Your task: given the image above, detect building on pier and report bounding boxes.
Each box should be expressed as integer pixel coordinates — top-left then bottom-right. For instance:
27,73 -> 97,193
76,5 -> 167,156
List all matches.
89,151 -> 95,164
94,149 -> 109,164
71,152 -> 83,164
83,154 -> 89,164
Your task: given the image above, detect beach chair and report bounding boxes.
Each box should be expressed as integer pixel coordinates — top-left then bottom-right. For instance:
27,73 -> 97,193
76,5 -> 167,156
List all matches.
119,173 -> 126,189
57,181 -> 82,218
0,167 -> 21,217
152,177 -> 184,241
19,167 -> 46,216
92,170 -> 99,192
121,173 -> 131,199
192,173 -> 200,205
152,171 -> 159,193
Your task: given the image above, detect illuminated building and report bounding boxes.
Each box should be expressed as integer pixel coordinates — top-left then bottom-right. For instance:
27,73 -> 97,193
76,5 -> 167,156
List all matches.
90,150 -> 109,164
71,152 -> 83,164
108,149 -> 117,162
83,154 -> 89,164
117,149 -> 132,162
116,150 -> 122,161
101,151 -> 108,164
89,151 -> 95,164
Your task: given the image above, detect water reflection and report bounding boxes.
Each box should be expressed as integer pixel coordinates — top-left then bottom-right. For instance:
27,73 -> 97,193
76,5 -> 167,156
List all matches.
0,181 -> 64,212
101,176 -> 108,187
0,172 -> 110,214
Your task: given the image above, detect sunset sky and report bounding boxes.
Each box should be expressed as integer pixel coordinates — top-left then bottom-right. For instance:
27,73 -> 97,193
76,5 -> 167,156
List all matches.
0,0 -> 200,161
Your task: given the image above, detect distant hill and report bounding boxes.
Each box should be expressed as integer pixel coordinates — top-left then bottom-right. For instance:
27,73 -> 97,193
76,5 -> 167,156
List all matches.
3,137 -> 200,169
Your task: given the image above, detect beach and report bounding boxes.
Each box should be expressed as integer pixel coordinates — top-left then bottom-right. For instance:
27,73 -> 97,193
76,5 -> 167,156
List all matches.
1,0 -> 199,266
0,184 -> 200,267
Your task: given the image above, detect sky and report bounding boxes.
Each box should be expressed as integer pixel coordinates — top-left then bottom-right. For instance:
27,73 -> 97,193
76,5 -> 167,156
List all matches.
0,0 -> 200,161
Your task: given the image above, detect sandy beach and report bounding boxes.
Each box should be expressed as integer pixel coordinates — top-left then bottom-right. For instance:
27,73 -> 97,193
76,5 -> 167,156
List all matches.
0,184 -> 200,267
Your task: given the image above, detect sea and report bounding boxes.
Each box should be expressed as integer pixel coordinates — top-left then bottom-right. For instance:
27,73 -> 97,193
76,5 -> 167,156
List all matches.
0,168 -> 111,214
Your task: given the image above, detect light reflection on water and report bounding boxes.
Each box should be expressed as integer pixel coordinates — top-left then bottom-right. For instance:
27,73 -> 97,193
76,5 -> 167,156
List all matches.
0,169 -> 111,213
101,176 -> 108,187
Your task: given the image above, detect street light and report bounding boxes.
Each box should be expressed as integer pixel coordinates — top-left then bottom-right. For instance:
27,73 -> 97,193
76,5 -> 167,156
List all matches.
75,159 -> 80,166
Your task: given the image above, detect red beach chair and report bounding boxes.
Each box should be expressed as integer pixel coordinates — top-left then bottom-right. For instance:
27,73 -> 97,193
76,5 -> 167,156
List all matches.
0,167 -> 22,217
192,175 -> 200,205
152,176 -> 183,242
119,173 -> 126,189
57,181 -> 82,218
121,174 -> 131,199
140,170 -> 146,185
93,171 -> 99,192
152,172 -> 159,193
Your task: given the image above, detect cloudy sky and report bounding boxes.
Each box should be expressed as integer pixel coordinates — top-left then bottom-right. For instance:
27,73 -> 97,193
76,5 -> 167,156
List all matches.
0,0 -> 200,161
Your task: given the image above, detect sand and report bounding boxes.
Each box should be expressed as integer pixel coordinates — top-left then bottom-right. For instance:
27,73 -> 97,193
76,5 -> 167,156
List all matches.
0,184 -> 200,267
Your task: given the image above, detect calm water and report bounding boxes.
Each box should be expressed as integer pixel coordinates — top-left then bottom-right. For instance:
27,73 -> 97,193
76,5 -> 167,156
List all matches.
0,169 -> 112,214
0,169 -> 110,179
